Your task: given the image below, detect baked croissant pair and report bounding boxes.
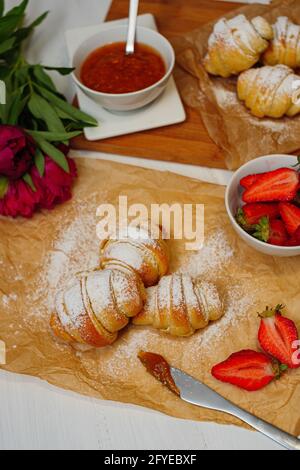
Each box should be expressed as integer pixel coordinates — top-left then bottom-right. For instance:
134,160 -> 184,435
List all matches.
237,17 -> 300,119
204,14 -> 300,119
204,15 -> 300,78
50,224 -> 224,349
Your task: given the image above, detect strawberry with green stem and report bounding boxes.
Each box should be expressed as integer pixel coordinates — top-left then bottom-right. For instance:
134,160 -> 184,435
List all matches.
236,203 -> 279,232
258,305 -> 300,369
253,217 -> 288,246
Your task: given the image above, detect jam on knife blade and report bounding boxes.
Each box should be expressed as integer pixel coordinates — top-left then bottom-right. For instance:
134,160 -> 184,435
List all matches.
138,351 -> 180,396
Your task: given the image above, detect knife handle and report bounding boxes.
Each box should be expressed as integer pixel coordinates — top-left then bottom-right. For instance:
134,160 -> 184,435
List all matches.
170,367 -> 300,450
225,404 -> 300,451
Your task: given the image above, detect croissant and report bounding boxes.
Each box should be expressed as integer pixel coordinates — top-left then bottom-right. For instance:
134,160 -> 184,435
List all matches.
237,64 -> 300,118
204,14 -> 273,78
100,222 -> 169,287
263,17 -> 300,69
133,274 -> 224,337
50,266 -> 146,348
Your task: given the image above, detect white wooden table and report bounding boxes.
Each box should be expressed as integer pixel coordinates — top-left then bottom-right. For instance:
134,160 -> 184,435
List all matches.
0,0 -> 282,450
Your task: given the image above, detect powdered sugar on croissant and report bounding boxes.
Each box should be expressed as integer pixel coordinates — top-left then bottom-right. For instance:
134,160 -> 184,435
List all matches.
238,64 -> 300,118
100,223 -> 169,287
204,14 -> 273,78
133,274 -> 224,337
50,266 -> 146,348
263,17 -> 300,69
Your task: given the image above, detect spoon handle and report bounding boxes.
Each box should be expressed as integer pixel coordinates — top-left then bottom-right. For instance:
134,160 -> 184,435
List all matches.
126,0 -> 139,55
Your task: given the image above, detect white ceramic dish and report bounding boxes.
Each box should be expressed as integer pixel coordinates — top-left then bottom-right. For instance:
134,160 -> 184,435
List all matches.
65,14 -> 186,140
72,25 -> 175,112
225,154 -> 300,257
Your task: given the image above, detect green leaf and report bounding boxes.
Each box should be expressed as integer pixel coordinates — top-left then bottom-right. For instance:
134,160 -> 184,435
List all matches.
53,106 -> 77,122
27,10 -> 48,28
7,93 -> 28,125
35,84 -> 98,126
0,175 -> 8,199
253,217 -> 270,243
28,93 -> 65,133
23,173 -> 36,192
35,138 -> 69,173
33,65 -> 57,92
0,15 -> 24,42
34,148 -> 45,177
6,0 -> 29,18
14,65 -> 31,86
0,0 -> 5,17
0,37 -> 16,55
13,11 -> 49,44
44,66 -> 75,76
27,129 -> 82,141
0,66 -> 9,80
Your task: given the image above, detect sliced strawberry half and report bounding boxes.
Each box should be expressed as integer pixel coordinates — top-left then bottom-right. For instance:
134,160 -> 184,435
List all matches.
285,227 -> 300,246
236,203 -> 279,228
258,306 -> 300,369
253,218 -> 288,246
240,173 -> 266,190
211,349 -> 281,392
242,168 -> 299,204
279,202 -> 300,235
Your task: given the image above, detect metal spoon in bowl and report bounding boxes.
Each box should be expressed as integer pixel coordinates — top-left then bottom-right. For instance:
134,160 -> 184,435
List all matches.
125,0 -> 139,55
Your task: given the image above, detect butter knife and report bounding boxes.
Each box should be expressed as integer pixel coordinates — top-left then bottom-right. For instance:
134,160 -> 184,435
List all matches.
138,351 -> 300,451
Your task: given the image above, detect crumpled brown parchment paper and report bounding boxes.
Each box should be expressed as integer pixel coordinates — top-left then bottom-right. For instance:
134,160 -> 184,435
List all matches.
0,156 -> 300,436
173,0 -> 300,170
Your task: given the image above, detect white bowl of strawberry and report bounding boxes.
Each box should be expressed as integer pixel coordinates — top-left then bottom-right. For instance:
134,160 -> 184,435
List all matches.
225,154 -> 300,257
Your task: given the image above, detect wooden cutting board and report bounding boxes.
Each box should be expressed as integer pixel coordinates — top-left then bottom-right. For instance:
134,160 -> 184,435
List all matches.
71,0 -> 244,169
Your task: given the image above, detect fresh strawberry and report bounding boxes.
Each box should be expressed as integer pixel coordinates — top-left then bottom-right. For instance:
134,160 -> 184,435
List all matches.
236,203 -> 279,228
253,218 -> 288,246
279,202 -> 300,235
285,227 -> 300,246
268,220 -> 289,246
211,350 -> 281,392
258,306 -> 300,369
242,168 -> 299,203
240,173 -> 266,189
293,191 -> 300,207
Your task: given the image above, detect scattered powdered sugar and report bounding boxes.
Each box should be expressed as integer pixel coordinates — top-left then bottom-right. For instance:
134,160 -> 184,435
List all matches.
178,230 -> 234,279
103,328 -> 158,378
46,212 -> 99,297
191,281 -> 258,355
214,84 -> 239,109
44,207 -> 101,314
21,199 -> 101,326
2,293 -> 18,306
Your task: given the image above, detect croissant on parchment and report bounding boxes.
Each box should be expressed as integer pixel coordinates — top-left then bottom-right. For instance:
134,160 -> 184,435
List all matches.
204,14 -> 273,78
263,17 -> 300,69
133,274 -> 224,337
100,222 -> 169,287
237,64 -> 300,118
50,266 -> 146,348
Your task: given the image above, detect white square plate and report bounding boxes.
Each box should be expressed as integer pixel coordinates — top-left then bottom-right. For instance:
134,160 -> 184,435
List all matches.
65,14 -> 186,141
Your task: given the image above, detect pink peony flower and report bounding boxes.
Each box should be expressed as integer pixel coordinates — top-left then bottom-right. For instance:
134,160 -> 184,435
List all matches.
0,125 -> 35,180
0,178 -> 41,218
0,143 -> 77,218
31,145 -> 77,210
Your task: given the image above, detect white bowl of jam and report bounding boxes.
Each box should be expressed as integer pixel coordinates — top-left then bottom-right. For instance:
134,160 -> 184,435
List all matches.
72,26 -> 175,112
